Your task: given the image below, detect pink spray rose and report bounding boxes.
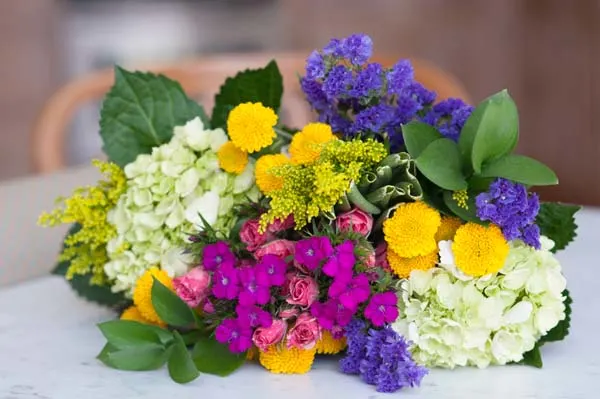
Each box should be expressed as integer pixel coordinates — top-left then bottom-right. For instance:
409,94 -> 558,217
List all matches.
365,251 -> 376,268
278,307 -> 300,320
375,242 -> 391,270
287,313 -> 321,350
286,275 -> 319,308
240,219 -> 271,251
252,318 -> 287,351
267,215 -> 295,233
336,207 -> 373,237
173,266 -> 211,308
254,239 -> 295,261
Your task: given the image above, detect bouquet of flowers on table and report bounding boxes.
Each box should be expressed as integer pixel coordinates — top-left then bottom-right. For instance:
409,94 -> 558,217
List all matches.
40,34 -> 581,393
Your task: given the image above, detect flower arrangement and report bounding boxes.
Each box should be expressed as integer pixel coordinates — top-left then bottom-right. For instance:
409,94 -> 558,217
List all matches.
40,34 -> 580,393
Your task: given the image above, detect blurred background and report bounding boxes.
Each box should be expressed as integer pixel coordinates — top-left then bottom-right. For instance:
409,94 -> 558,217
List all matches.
0,0 -> 597,204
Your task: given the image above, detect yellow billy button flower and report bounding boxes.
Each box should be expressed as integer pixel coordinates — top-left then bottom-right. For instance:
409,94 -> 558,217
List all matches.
258,344 -> 316,374
227,102 -> 277,153
383,201 -> 441,258
435,215 -> 463,242
387,249 -> 438,278
217,141 -> 249,174
255,154 -> 290,194
315,331 -> 347,355
289,122 -> 336,165
120,305 -> 166,327
132,267 -> 173,325
452,223 -> 509,277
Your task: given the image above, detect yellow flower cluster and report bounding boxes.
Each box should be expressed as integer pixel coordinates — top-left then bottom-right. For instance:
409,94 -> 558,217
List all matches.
120,305 -> 166,327
255,154 -> 290,194
388,250 -> 439,279
38,160 -> 126,285
217,141 -> 249,174
452,189 -> 469,209
258,344 -> 316,374
435,216 -> 463,242
452,223 -> 509,276
315,331 -> 347,354
289,123 -> 336,165
259,138 -> 387,230
132,267 -> 173,324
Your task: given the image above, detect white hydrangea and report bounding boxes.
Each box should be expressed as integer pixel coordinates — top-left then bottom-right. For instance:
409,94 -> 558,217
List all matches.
104,117 -> 260,295
393,236 -> 567,368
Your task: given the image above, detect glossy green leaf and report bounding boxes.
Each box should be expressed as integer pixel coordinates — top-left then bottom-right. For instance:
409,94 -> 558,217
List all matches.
519,344 -> 543,368
401,122 -> 443,158
536,203 -> 581,252
416,138 -> 467,190
480,154 -> 558,186
211,60 -> 283,129
459,90 -> 519,173
151,278 -> 195,327
99,67 -> 209,167
97,342 -> 169,371
168,331 -> 200,384
442,190 -> 483,224
192,336 -> 246,376
98,320 -> 173,348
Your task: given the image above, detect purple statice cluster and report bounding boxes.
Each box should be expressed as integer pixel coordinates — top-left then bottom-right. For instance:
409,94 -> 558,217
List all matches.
340,319 -> 428,393
301,33 -> 474,150
475,178 -> 541,248
306,238 -> 398,337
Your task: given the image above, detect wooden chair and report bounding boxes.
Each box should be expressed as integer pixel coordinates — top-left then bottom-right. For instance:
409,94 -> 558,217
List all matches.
31,52 -> 470,174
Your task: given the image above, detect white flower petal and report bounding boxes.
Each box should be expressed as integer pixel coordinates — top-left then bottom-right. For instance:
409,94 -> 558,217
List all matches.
185,191 -> 220,230
503,300 -> 533,325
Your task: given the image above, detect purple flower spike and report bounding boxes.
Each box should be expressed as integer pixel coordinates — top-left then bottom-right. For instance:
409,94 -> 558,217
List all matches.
295,236 -> 333,271
236,304 -> 273,329
328,273 -> 371,311
215,318 -> 253,353
387,60 -> 414,96
364,292 -> 399,326
238,266 -> 271,306
202,241 -> 235,271
211,264 -> 239,300
305,50 -> 325,80
256,254 -> 287,287
341,33 -> 373,65
350,63 -> 384,99
323,65 -> 353,100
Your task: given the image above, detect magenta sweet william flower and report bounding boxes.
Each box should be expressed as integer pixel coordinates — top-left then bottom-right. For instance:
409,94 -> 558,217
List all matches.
311,298 -> 355,331
212,264 -> 239,300
295,236 -> 333,271
328,273 -> 371,311
240,219 -> 271,252
215,318 -> 253,353
202,241 -> 235,271
173,266 -> 211,308
256,254 -> 287,286
238,266 -> 271,306
364,292 -> 399,327
322,240 -> 356,278
236,303 -> 273,329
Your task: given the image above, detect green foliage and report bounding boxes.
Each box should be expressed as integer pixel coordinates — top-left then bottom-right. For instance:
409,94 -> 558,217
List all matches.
415,138 -> 467,191
192,336 -> 247,376
98,342 -> 170,371
168,331 -> 200,383
536,203 -> 581,252
402,122 -> 443,158
442,191 -> 482,223
98,320 -> 174,347
151,278 -> 196,327
100,66 -> 209,167
519,344 -> 543,368
211,60 -> 283,129
480,154 -> 558,186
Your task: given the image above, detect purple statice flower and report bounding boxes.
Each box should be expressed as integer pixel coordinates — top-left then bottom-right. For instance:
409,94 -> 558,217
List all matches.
301,78 -> 328,112
328,273 -> 371,311
422,98 -> 473,141
350,63 -> 384,99
364,291 -> 399,326
387,60 -> 414,96
319,109 -> 352,135
202,241 -> 235,271
322,65 -> 353,100
323,37 -> 343,57
322,240 -> 356,278
236,304 -> 273,329
475,178 -> 541,248
341,33 -> 373,65
404,82 -> 436,107
238,266 -> 271,306
352,103 -> 394,134
295,236 -> 333,271
215,318 -> 253,353
305,50 -> 325,80
211,264 -> 239,300
340,319 -> 368,375
256,254 -> 287,286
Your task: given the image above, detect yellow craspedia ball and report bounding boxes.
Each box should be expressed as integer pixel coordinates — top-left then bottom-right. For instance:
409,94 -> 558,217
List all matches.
383,201 -> 441,258
120,305 -> 166,327
315,331 -> 347,355
259,344 -> 316,374
452,223 -> 509,277
255,154 -> 290,194
218,141 -> 248,174
132,267 -> 173,325
387,249 -> 438,278
435,216 -> 463,242
227,102 -> 277,153
289,122 -> 336,165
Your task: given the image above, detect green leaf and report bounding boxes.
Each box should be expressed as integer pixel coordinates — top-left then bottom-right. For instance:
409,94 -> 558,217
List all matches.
442,190 -> 483,223
416,138 -> 467,191
536,203 -> 581,252
192,336 -> 246,376
98,320 -> 174,348
520,344 -> 543,368
168,331 -> 200,384
211,60 -> 283,129
540,289 -> 573,343
97,342 -> 170,371
459,90 -> 519,173
151,278 -> 195,327
401,122 -> 443,158
100,66 -> 209,167
480,154 -> 558,186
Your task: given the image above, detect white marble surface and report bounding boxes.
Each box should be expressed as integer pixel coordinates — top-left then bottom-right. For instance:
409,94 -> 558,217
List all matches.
0,210 -> 599,398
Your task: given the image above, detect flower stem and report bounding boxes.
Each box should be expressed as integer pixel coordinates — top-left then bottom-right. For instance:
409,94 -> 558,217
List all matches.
274,127 -> 294,141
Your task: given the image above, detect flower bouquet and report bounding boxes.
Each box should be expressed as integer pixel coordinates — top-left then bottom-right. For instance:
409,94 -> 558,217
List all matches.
40,34 -> 580,393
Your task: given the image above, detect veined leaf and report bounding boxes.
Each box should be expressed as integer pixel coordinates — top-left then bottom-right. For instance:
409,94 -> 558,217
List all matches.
416,138 -> 467,191
151,278 -> 196,327
168,331 -> 200,384
192,336 -> 246,377
98,320 -> 173,348
402,122 -> 443,158
480,154 -> 558,186
536,203 -> 581,252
